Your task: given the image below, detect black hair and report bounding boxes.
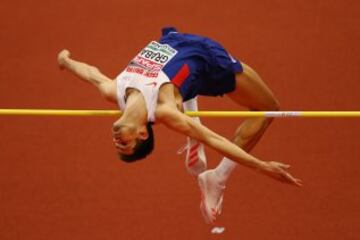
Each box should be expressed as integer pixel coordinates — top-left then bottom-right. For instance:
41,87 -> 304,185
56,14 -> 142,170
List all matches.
119,122 -> 154,163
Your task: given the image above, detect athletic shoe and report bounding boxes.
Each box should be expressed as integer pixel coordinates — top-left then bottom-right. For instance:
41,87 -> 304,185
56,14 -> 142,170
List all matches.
177,137 -> 207,176
198,170 -> 225,224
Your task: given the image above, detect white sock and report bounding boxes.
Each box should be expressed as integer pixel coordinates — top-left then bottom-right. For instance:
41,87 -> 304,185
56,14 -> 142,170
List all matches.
183,97 -> 200,123
214,157 -> 237,185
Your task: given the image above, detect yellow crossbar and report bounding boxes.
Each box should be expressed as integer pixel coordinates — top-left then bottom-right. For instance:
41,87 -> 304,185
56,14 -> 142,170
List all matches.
0,109 -> 360,117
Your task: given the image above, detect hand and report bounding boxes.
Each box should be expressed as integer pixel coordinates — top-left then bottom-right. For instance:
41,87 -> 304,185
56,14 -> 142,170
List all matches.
57,49 -> 71,69
260,161 -> 303,187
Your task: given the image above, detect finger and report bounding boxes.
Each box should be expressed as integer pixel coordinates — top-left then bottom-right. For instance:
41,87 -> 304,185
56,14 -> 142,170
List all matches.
295,178 -> 303,183
274,162 -> 291,169
281,163 -> 291,169
283,172 -> 301,186
295,178 -> 304,187
293,180 -> 303,187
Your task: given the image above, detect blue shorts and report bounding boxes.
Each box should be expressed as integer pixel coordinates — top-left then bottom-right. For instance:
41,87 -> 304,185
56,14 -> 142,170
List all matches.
159,27 -> 243,101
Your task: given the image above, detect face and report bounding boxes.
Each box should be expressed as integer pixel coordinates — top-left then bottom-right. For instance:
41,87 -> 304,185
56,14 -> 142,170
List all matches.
112,124 -> 148,155
113,136 -> 137,155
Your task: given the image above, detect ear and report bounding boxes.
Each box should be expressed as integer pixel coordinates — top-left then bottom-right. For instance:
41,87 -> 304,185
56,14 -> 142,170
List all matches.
138,126 -> 149,140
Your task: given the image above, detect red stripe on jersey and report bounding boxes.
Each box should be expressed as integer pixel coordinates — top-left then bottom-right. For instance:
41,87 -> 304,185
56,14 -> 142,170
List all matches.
171,63 -> 190,87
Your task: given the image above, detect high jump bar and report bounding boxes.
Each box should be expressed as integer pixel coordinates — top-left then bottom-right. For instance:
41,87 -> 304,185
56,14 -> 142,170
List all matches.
0,109 -> 360,117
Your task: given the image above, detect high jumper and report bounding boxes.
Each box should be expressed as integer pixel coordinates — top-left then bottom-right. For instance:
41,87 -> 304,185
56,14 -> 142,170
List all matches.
57,27 -> 302,224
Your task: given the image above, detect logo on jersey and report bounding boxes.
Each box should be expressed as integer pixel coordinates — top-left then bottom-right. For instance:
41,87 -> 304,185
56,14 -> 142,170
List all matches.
228,53 -> 237,63
126,41 -> 178,78
145,82 -> 157,87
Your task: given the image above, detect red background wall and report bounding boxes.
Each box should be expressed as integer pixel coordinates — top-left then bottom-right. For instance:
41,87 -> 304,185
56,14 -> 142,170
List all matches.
1,0 -> 360,239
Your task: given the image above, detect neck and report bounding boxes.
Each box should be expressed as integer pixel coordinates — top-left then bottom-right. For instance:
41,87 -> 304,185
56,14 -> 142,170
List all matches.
120,90 -> 148,126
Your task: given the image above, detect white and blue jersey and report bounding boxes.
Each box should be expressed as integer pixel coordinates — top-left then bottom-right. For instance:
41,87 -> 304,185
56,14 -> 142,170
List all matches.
116,27 -> 244,121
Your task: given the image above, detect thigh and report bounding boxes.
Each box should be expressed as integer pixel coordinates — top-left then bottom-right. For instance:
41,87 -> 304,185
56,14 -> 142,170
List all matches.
226,63 -> 280,110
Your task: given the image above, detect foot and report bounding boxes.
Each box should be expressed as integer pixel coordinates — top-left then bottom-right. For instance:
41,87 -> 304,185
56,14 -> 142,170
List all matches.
198,170 -> 225,224
57,49 -> 70,69
178,137 -> 207,176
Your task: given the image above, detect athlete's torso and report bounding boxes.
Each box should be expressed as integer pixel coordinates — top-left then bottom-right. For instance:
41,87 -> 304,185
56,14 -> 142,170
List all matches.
116,40 -> 185,122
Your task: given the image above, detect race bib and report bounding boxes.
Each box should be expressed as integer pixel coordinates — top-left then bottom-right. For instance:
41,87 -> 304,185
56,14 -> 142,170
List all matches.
128,41 -> 178,75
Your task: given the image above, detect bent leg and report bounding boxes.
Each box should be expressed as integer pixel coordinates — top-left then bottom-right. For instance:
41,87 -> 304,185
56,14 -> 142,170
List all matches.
227,63 -> 280,149
198,63 -> 280,223
198,64 -> 279,223
58,50 -> 117,103
215,63 -> 280,183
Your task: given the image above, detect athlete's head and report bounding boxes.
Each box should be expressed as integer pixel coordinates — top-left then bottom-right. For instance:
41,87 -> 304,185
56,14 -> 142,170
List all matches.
112,122 -> 154,162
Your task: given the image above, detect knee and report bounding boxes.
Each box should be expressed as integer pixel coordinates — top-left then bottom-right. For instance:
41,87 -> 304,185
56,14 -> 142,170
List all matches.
269,98 -> 280,111
252,98 -> 280,111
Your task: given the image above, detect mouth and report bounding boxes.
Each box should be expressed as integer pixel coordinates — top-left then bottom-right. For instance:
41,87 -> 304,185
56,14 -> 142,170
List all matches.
113,138 -> 137,155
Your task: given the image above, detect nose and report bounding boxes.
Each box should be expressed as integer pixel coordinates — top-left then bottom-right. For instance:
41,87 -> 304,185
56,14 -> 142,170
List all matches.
113,124 -> 121,132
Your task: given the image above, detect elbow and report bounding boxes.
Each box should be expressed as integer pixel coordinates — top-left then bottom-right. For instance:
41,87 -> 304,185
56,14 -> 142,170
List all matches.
176,121 -> 197,138
180,124 -> 193,137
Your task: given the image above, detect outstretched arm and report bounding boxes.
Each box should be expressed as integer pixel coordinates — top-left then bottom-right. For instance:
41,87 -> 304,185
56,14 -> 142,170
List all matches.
57,49 -> 117,102
158,106 -> 302,186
